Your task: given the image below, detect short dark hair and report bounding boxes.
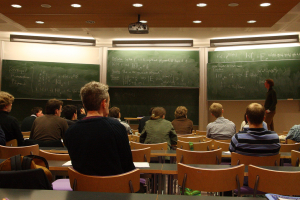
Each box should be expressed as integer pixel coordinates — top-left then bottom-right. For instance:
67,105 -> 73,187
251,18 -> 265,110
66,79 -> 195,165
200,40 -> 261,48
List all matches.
109,107 -> 120,118
62,105 -> 77,120
45,99 -> 63,115
246,103 -> 265,125
31,107 -> 42,115
265,79 -> 274,87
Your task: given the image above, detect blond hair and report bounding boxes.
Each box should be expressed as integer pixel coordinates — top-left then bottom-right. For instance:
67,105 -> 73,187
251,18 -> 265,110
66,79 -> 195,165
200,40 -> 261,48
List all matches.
209,103 -> 223,118
174,106 -> 187,119
0,91 -> 14,110
151,107 -> 166,120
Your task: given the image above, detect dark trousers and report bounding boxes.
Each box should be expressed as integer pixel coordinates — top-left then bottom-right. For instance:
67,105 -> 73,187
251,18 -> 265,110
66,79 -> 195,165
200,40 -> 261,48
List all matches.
265,110 -> 276,131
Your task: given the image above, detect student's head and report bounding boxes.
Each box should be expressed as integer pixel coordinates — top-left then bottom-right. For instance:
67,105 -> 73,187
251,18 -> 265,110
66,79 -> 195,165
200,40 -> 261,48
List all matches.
31,107 -> 43,117
209,103 -> 223,118
174,106 -> 188,119
80,81 -> 109,116
109,107 -> 120,118
76,104 -> 86,116
246,103 -> 265,125
265,79 -> 274,88
62,105 -> 77,120
0,91 -> 14,112
151,107 -> 166,120
45,99 -> 63,116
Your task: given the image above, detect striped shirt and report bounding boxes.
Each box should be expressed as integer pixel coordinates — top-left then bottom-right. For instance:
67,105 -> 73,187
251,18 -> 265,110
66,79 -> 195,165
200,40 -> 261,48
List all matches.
286,125 -> 300,142
229,128 -> 280,156
206,117 -> 236,140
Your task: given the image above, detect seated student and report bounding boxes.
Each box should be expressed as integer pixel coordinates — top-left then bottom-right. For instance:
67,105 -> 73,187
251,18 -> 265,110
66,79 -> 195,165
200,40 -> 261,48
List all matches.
109,107 -> 133,135
76,104 -> 86,120
240,113 -> 268,131
30,99 -> 68,142
0,126 -> 6,146
64,81 -> 135,176
0,91 -> 24,146
21,107 -> 43,132
230,103 -> 280,156
286,124 -> 300,143
138,107 -> 154,133
140,107 -> 177,150
207,103 -> 236,140
62,105 -> 78,126
171,106 -> 193,135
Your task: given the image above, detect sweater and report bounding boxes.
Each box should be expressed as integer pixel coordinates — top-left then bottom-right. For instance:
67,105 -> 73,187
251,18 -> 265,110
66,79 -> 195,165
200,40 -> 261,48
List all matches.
172,117 -> 193,135
264,87 -> 277,111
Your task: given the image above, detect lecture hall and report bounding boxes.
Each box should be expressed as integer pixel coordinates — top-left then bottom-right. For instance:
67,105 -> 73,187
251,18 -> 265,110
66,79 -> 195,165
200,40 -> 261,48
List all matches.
0,0 -> 300,199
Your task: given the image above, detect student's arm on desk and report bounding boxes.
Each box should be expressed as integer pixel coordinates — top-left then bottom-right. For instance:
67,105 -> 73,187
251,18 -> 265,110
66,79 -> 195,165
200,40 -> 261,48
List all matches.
140,127 -> 147,143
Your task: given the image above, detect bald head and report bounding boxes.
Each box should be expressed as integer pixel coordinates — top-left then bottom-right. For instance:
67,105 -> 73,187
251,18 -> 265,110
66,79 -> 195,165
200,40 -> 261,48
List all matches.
246,103 -> 265,125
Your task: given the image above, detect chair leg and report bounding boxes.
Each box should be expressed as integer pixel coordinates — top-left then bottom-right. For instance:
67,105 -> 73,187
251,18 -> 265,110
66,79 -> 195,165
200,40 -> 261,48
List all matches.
72,179 -> 77,191
253,175 -> 259,197
181,174 -> 187,195
129,180 -> 134,193
236,174 -> 241,197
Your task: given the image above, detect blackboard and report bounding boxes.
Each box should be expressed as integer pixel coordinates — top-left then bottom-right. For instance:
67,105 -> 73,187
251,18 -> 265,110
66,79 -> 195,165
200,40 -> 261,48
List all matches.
107,50 -> 199,87
207,60 -> 300,100
109,88 -> 199,124
1,60 -> 100,100
208,46 -> 300,63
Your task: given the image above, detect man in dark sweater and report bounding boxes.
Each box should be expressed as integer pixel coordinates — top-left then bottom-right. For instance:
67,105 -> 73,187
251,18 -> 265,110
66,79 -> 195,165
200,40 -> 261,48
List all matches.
0,91 -> 24,146
62,105 -> 77,126
138,107 -> 154,133
64,81 -> 135,176
21,107 -> 43,132
264,79 -> 277,131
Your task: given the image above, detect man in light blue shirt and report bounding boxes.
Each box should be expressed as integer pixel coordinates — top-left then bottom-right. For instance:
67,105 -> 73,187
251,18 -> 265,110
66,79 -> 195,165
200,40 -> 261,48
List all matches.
286,125 -> 300,143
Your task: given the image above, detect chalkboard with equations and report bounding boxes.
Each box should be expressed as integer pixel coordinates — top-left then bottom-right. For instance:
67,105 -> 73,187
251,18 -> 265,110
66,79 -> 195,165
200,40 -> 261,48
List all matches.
107,50 -> 199,87
208,46 -> 300,63
207,60 -> 300,100
1,60 -> 100,100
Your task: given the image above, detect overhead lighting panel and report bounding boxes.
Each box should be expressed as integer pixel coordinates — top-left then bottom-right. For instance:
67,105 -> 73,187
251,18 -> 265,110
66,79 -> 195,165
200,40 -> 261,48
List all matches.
210,34 -> 299,47
10,34 -> 96,46
112,40 -> 193,47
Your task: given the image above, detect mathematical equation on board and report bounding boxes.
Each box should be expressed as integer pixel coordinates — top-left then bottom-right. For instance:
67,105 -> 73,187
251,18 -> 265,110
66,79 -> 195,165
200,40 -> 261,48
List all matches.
108,56 -> 199,87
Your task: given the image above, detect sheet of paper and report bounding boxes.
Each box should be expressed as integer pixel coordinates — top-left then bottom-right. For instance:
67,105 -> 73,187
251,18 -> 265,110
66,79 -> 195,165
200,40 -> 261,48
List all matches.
223,151 -> 231,154
133,162 -> 150,168
62,161 -> 72,166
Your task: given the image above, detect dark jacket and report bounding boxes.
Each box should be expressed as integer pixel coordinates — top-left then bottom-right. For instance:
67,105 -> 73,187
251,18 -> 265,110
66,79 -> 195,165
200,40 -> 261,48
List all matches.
138,116 -> 151,133
21,115 -> 36,132
264,87 -> 277,111
0,111 -> 24,146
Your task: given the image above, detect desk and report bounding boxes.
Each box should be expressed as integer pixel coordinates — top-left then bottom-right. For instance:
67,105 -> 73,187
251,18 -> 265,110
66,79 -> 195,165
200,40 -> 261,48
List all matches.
124,117 -> 141,125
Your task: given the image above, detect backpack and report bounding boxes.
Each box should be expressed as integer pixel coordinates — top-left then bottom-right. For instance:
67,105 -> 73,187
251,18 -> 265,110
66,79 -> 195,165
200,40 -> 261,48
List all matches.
0,154 -> 53,183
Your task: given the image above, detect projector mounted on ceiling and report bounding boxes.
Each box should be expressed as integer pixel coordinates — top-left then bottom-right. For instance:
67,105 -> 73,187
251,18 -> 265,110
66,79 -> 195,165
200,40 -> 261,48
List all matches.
128,14 -> 149,34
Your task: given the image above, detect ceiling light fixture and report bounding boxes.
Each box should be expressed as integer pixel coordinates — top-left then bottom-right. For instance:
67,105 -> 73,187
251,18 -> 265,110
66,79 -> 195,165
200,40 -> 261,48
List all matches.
35,21 -> 45,24
11,4 -> 22,8
193,20 -> 202,23
10,34 -> 96,46
228,3 -> 239,7
112,40 -> 193,47
247,20 -> 256,23
260,3 -> 271,7
140,20 -> 147,23
210,34 -> 299,47
71,4 -> 81,8
41,4 -> 51,8
196,3 -> 207,7
133,3 -> 143,7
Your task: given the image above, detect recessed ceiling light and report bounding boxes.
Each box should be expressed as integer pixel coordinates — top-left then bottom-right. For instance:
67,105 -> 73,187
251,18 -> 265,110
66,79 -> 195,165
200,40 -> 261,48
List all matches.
247,20 -> 256,23
133,3 -> 143,7
11,4 -> 22,8
228,3 -> 239,7
260,3 -> 271,7
71,4 -> 81,8
193,20 -> 202,23
140,20 -> 147,23
41,4 -> 51,8
35,21 -> 44,24
196,3 -> 207,7
86,20 -> 95,24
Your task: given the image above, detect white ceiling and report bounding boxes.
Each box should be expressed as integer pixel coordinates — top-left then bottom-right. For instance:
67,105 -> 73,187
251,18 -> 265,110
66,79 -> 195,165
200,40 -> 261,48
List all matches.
0,1 -> 300,47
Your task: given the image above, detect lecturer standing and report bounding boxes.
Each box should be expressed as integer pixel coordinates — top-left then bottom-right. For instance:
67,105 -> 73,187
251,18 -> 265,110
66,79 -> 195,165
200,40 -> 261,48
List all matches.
264,79 -> 277,131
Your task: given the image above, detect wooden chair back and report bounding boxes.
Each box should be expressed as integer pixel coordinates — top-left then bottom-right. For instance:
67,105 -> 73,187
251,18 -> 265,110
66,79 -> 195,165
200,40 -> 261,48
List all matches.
248,165 -> 300,196
68,167 -> 140,193
132,129 -> 139,134
213,140 -> 230,151
195,130 -> 206,136
128,135 -> 133,142
286,139 -> 297,144
132,135 -> 140,143
178,163 -> 244,195
177,140 -> 212,151
176,148 -> 222,164
177,134 -> 195,138
131,147 -> 151,162
5,139 -> 18,147
291,150 -> 300,166
39,150 -> 70,161
0,144 -> 39,159
130,141 -> 168,150
280,143 -> 300,152
231,152 -> 280,166
22,131 -> 30,139
177,136 -> 204,143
